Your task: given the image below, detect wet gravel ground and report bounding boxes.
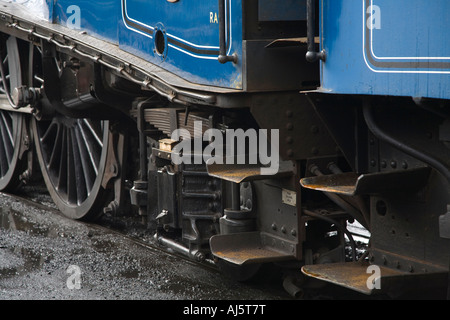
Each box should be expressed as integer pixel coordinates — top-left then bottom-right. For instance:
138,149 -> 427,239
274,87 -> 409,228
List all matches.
0,187 -> 293,301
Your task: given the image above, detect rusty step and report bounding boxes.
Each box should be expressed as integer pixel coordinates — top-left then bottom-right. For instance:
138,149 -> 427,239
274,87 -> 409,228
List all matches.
206,160 -> 293,184
300,167 -> 431,196
210,232 -> 297,265
302,261 -> 447,296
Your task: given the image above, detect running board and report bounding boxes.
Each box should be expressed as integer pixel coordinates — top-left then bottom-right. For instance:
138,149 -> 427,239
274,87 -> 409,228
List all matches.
300,167 -> 431,196
301,261 -> 447,296
210,232 -> 297,265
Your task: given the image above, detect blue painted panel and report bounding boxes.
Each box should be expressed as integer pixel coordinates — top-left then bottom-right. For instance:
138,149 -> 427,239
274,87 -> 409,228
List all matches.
119,0 -> 243,89
321,0 -> 450,100
53,0 -> 119,43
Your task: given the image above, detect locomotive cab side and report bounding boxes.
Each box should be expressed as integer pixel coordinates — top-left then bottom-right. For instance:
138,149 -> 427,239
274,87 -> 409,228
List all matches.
302,0 -> 450,297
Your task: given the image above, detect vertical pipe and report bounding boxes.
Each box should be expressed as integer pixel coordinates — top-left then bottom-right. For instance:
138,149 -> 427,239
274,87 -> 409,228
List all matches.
218,0 -> 237,64
306,0 -> 316,56
306,0 -> 326,62
137,102 -> 147,182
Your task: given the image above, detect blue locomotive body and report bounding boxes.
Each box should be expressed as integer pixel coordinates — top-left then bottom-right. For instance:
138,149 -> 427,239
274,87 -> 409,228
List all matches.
26,0 -> 242,89
22,0 -> 312,91
320,0 -> 450,100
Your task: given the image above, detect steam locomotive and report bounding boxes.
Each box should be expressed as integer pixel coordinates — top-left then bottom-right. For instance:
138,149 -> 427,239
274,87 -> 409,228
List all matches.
0,0 -> 449,298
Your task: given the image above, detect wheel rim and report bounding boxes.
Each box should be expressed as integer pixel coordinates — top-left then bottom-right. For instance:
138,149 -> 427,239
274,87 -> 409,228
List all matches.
0,36 -> 26,191
33,116 -> 110,220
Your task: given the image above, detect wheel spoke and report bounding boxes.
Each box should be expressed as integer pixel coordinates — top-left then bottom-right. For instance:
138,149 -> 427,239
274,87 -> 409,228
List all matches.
73,127 -> 89,204
48,123 -> 63,171
0,118 -> 13,164
40,120 -> 57,144
82,118 -> 103,148
78,120 -> 100,175
74,124 -> 95,193
56,125 -> 67,193
0,112 -> 14,143
66,128 -> 77,204
0,126 -> 8,176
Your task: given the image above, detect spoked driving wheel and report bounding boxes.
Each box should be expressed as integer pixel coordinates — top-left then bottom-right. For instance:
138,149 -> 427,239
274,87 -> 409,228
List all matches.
0,36 -> 28,191
32,116 -> 111,220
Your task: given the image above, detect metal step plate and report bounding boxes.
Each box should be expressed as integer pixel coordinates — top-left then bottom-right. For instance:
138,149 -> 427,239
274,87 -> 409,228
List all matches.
210,232 -> 296,265
302,261 -> 448,295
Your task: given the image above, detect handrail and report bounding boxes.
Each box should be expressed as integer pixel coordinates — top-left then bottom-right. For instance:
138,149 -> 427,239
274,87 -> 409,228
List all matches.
218,0 -> 237,64
306,0 -> 326,62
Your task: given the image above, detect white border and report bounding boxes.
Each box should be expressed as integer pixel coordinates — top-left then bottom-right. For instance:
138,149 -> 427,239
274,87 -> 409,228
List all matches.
369,0 -> 450,60
362,0 -> 450,74
121,0 -> 232,60
122,0 -> 154,39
